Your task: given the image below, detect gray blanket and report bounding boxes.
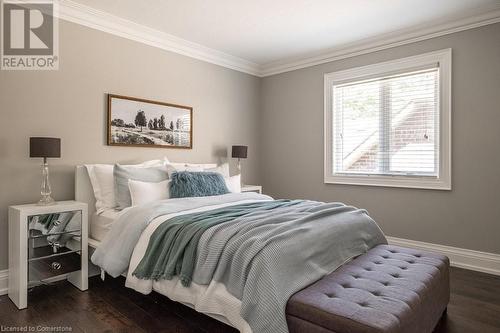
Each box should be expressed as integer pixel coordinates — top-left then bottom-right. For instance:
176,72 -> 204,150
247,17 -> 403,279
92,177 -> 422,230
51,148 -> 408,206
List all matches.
92,194 -> 386,333
132,200 -> 304,286
190,200 -> 387,333
91,192 -> 273,277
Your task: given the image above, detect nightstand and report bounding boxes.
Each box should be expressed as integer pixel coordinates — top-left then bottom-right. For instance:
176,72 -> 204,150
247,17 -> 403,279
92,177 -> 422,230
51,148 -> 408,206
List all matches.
8,201 -> 88,309
241,185 -> 262,194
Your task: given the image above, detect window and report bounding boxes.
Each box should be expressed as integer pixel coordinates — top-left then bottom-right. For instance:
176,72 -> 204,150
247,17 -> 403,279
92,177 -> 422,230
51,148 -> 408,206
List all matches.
324,49 -> 451,189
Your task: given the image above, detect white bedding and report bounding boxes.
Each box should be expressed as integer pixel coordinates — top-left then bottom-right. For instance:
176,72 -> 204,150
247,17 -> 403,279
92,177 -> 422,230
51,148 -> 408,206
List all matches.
125,198 -> 261,333
90,209 -> 122,241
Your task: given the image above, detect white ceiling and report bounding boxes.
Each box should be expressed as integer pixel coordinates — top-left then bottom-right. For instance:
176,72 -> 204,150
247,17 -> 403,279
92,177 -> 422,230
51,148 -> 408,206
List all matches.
69,0 -> 500,70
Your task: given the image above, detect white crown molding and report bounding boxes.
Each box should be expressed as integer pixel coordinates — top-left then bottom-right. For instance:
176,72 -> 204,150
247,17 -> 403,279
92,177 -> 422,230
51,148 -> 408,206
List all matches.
387,236 -> 500,276
55,1 -> 500,77
57,0 -> 262,76
260,9 -> 500,77
0,269 -> 7,296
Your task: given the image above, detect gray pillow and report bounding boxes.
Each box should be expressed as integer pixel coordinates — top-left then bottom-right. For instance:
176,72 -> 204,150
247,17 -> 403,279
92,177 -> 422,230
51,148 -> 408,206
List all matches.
169,171 -> 229,198
114,164 -> 168,210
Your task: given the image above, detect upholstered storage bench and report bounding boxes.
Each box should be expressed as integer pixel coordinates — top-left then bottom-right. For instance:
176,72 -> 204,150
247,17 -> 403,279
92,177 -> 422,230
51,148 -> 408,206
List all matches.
286,245 -> 449,333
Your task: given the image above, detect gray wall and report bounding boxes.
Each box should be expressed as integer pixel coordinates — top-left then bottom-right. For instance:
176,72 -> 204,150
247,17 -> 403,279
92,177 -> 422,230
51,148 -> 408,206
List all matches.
261,23 -> 500,255
1,19 -> 499,272
0,21 -> 261,270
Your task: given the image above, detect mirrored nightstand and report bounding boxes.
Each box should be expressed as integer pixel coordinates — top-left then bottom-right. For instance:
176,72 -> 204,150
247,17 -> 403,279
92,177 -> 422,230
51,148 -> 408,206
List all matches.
8,201 -> 88,309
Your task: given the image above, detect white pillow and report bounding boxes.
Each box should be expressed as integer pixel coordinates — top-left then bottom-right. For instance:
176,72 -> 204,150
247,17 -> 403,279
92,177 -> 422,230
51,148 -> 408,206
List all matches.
128,179 -> 171,207
166,163 -> 205,177
85,159 -> 166,214
225,174 -> 241,193
205,163 -> 230,178
169,162 -> 217,169
85,164 -> 115,214
166,162 -> 229,178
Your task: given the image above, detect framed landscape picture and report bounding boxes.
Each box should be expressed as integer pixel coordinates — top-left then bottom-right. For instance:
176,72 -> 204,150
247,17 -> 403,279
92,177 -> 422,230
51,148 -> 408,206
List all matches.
107,94 -> 192,149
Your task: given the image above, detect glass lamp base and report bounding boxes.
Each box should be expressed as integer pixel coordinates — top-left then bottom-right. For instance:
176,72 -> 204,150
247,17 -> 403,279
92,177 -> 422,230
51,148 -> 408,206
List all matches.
237,159 -> 243,186
37,195 -> 56,206
38,159 -> 56,206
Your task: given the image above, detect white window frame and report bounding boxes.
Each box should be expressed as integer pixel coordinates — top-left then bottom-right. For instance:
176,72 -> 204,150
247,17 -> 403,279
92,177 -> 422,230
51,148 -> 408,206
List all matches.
324,49 -> 451,190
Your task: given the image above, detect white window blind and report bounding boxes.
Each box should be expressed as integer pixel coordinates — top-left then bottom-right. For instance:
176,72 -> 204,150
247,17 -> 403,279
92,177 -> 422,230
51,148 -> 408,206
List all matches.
324,49 -> 451,190
333,68 -> 439,176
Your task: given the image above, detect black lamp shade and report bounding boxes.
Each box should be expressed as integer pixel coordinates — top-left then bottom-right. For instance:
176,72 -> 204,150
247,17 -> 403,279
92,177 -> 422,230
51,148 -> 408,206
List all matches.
30,137 -> 61,158
232,145 -> 248,159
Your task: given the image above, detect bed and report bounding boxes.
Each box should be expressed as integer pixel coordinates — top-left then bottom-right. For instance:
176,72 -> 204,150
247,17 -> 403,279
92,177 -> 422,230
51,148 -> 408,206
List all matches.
75,165 -> 449,333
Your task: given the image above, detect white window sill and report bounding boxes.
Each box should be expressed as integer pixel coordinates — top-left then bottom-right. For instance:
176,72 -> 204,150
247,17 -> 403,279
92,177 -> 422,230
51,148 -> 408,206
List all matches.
324,174 -> 451,190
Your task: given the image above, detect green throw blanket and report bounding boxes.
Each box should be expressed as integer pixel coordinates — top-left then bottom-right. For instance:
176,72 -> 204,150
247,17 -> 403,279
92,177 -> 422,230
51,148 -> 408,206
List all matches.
133,200 -> 303,286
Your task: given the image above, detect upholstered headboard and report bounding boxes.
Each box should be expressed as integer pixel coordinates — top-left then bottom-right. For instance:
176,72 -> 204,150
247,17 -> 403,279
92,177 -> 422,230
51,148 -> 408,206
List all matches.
75,165 -> 96,217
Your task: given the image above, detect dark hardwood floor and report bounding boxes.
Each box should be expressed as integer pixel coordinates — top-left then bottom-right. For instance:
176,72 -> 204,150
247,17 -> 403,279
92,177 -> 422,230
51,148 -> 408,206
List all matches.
1,267 -> 499,332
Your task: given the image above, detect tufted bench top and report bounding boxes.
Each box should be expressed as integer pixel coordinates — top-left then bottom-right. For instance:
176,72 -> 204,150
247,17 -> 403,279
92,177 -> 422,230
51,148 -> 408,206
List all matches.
286,244 -> 450,333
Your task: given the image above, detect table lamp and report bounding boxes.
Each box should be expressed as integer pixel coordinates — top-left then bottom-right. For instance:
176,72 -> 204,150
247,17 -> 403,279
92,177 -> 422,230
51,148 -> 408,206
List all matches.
30,137 -> 61,205
231,145 -> 248,177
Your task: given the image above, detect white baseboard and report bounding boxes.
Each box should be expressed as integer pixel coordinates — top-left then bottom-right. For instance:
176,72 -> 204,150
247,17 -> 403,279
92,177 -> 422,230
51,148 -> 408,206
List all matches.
0,238 -> 498,297
0,269 -> 8,296
387,236 -> 500,276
